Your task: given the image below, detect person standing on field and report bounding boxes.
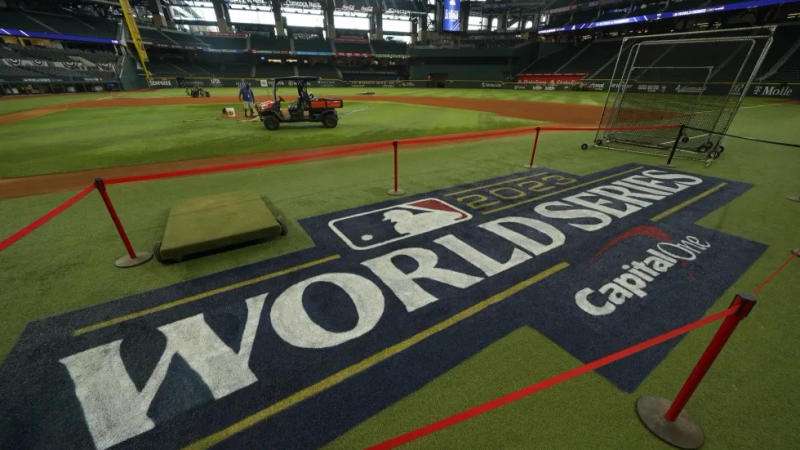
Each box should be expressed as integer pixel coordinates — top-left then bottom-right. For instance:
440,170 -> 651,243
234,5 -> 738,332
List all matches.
239,83 -> 256,118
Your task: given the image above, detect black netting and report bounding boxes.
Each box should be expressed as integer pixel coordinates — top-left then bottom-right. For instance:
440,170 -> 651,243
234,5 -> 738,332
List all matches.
596,28 -> 774,155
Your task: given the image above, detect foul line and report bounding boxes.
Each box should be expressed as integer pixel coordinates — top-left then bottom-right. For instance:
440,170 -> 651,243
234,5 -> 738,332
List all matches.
650,182 -> 727,222
184,262 -> 570,450
73,254 -> 341,336
367,304 -> 738,450
480,166 -> 644,215
444,171 -> 547,197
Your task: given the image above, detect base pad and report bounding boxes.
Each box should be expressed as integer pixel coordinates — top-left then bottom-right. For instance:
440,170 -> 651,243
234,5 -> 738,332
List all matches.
157,191 -> 282,262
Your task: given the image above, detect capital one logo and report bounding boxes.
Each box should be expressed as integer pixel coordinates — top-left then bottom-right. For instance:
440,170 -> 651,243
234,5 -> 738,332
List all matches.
574,226 -> 711,316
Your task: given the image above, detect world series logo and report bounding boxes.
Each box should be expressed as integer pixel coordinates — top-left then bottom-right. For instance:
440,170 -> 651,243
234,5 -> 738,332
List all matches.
0,164 -> 765,449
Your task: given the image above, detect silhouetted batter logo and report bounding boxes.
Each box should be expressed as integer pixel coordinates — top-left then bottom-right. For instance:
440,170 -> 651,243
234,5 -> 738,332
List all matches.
329,198 -> 471,250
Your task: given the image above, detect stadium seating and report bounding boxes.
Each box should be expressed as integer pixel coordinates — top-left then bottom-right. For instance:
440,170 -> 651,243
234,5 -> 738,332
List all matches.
334,41 -> 372,54
139,27 -> 172,46
197,35 -> 247,51
77,14 -> 120,40
254,63 -> 296,78
371,40 -> 408,55
67,49 -> 118,63
0,65 -> 48,80
250,34 -> 291,53
293,38 -> 332,53
146,60 -> 189,77
340,68 -> 403,81
410,64 -> 508,81
0,8 -> 48,32
559,40 -> 620,75
0,8 -> 119,40
24,10 -> 98,36
162,30 -> 206,48
297,63 -> 340,79
520,43 -> 587,73
768,48 -> 800,82
758,24 -> 800,79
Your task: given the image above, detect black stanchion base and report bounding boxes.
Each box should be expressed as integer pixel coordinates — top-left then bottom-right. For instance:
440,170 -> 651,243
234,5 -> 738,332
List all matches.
115,251 -> 153,268
636,396 -> 704,449
387,188 -> 406,196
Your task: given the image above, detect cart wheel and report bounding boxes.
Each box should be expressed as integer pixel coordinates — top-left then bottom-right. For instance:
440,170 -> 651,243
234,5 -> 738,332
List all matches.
321,112 -> 338,128
581,143 -> 589,150
263,115 -> 280,130
595,139 -> 603,146
708,150 -> 719,160
717,145 -> 724,154
205,92 -> 210,98
681,136 -> 690,143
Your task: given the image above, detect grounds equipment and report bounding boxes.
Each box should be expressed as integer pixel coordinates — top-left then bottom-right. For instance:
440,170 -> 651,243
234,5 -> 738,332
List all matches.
186,84 -> 211,98
257,76 -> 343,130
592,27 -> 774,164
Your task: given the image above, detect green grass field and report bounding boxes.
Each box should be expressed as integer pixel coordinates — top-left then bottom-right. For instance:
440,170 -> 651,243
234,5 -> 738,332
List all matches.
0,100 -> 534,177
0,90 -> 798,449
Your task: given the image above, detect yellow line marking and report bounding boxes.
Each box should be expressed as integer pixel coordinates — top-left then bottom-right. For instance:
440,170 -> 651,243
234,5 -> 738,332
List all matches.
73,254 -> 341,336
444,172 -> 547,197
650,182 -> 728,222
481,166 -> 644,215
185,261 -> 570,450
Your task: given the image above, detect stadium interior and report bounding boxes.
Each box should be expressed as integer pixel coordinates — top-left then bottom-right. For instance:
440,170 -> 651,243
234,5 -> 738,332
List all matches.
0,0 -> 798,93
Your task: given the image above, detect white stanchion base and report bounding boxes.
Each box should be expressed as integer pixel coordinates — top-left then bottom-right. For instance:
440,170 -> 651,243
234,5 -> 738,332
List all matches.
115,251 -> 153,268
636,396 -> 704,449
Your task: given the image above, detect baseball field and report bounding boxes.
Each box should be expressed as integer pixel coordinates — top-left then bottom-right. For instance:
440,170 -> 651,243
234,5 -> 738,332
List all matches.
0,87 -> 798,449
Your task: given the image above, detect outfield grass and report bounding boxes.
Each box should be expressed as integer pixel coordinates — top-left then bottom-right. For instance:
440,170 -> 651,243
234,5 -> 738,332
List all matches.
0,101 -> 534,177
0,92 -> 797,448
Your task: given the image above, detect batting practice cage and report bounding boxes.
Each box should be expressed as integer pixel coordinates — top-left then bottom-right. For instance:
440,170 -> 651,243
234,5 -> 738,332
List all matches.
593,26 -> 774,163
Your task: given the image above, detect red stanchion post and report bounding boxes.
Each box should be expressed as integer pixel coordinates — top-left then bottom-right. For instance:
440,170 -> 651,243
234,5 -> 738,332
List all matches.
526,126 -> 541,168
94,178 -> 153,268
637,293 -> 756,449
388,140 -> 405,196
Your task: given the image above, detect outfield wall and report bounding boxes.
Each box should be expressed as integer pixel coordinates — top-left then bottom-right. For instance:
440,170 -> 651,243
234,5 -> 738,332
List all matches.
146,76 -> 800,100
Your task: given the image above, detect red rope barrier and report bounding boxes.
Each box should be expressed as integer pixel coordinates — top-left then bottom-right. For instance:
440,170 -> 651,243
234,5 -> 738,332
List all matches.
104,123 -> 680,185
0,184 -> 94,253
752,251 -> 799,295
367,305 -> 738,450
105,141 -> 392,185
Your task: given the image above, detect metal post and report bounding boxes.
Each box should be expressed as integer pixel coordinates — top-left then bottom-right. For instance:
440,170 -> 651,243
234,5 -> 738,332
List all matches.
95,178 -> 152,267
526,126 -> 541,168
665,125 -> 685,166
637,293 -> 756,449
387,140 -> 405,196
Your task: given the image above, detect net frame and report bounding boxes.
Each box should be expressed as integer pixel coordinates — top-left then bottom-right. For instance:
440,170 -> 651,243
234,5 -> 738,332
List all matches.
593,26 -> 775,162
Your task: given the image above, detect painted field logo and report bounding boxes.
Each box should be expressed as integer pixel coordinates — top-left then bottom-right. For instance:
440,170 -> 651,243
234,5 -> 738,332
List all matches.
0,164 -> 765,449
329,198 -> 471,250
576,229 -> 712,316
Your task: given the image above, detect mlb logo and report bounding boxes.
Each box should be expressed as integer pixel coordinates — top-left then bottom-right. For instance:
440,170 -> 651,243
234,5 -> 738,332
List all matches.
329,198 -> 472,250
